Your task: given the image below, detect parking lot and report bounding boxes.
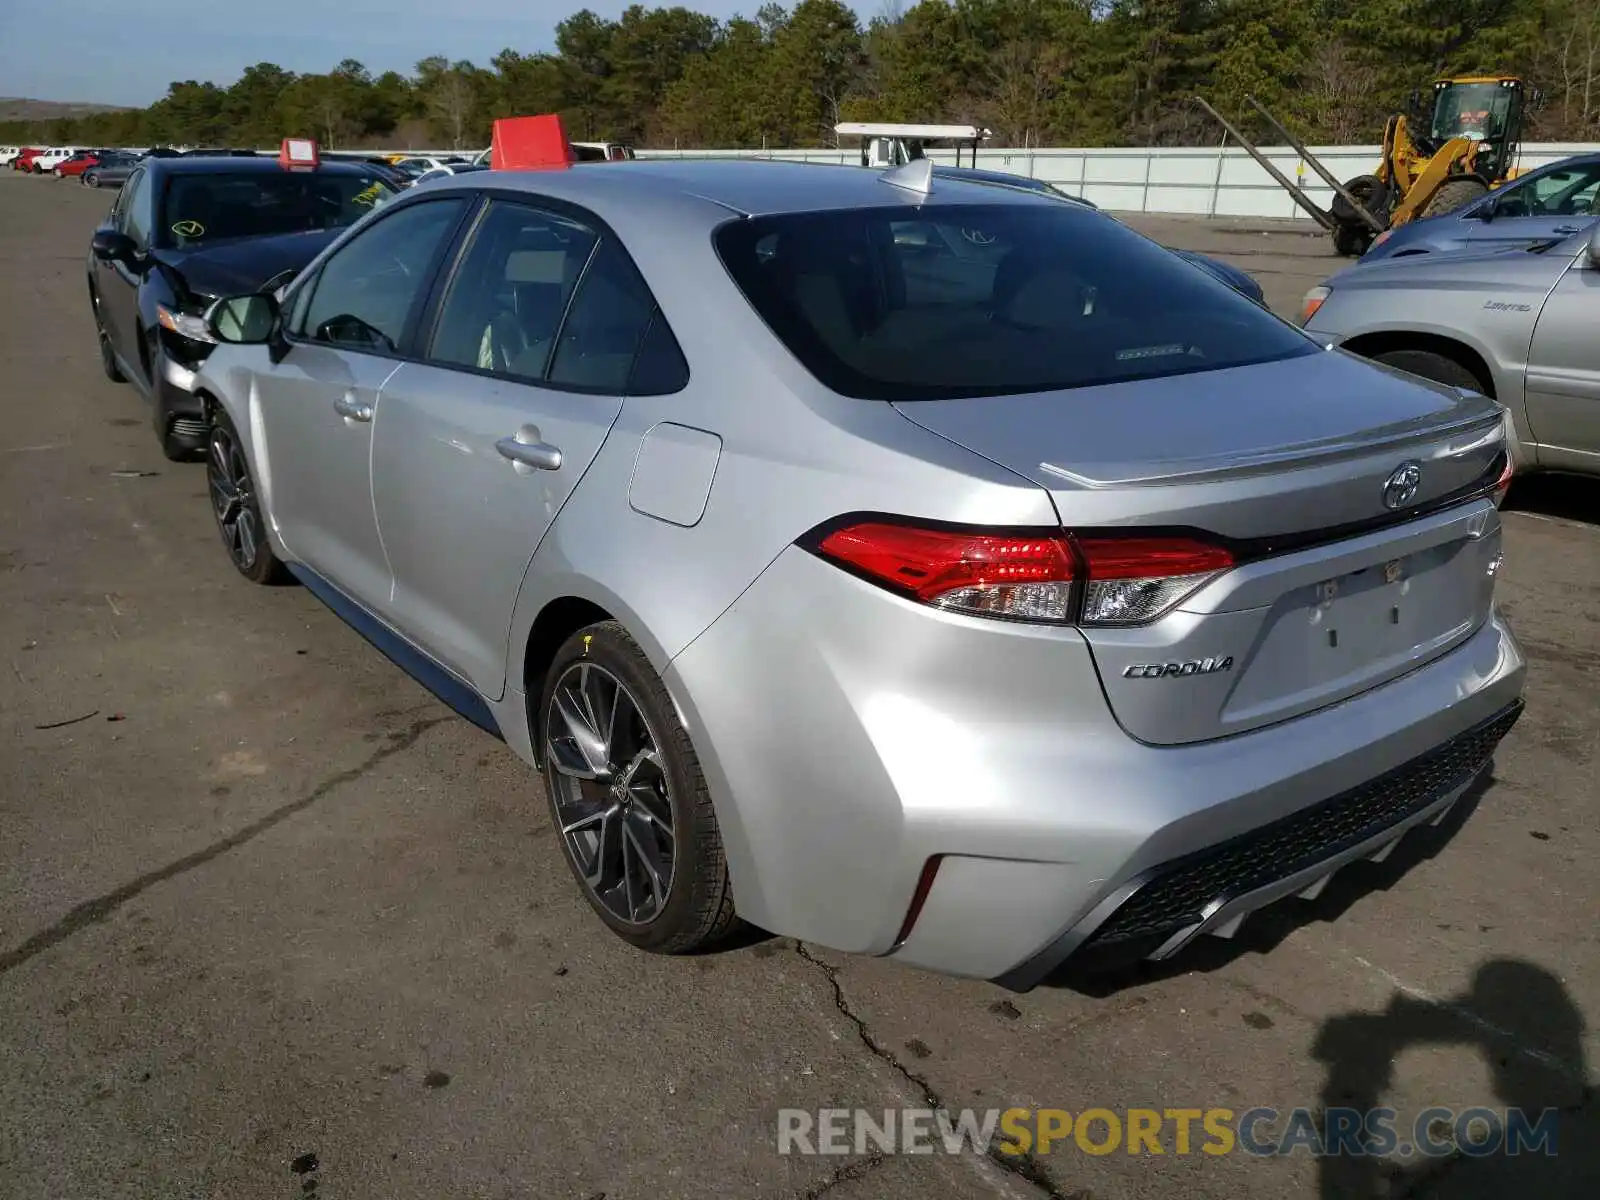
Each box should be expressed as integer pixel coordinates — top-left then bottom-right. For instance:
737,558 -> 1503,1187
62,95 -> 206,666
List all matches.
1,170 -> 1596,1198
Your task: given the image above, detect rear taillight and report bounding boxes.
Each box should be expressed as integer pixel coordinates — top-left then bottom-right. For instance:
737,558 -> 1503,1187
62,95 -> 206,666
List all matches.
812,522 -> 1232,627
1076,537 -> 1235,625
1492,454 -> 1513,508
816,523 -> 1077,622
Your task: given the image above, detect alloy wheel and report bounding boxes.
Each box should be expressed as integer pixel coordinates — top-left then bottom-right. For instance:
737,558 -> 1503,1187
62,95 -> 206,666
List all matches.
207,422 -> 262,570
544,662 -> 677,926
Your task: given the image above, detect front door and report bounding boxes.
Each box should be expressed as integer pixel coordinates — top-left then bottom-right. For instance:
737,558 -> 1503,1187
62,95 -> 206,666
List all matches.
256,196 -> 469,608
1467,162 -> 1600,252
95,165 -> 149,373
1524,246 -> 1600,469
371,199 -> 668,698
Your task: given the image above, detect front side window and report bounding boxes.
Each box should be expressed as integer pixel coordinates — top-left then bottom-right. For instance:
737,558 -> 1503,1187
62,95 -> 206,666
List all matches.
297,198 -> 466,353
716,203 -> 1315,400
120,169 -> 151,247
1496,164 -> 1600,218
156,170 -> 396,249
428,201 -> 599,382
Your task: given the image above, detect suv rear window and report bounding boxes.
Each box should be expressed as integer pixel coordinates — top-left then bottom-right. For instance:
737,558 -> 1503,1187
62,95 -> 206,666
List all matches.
715,203 -> 1314,400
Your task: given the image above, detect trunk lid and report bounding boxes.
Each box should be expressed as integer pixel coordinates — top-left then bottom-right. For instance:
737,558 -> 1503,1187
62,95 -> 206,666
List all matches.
892,351 -> 1507,745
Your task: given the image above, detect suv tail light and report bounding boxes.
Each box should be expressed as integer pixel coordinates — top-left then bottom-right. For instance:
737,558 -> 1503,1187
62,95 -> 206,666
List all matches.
812,521 -> 1232,627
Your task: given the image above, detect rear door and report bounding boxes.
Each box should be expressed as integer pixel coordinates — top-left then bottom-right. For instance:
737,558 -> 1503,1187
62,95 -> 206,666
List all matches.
370,198 -> 676,698
1523,245 -> 1600,467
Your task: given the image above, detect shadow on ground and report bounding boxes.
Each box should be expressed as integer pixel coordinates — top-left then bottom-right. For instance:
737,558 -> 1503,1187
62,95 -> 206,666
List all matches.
1505,474 -> 1599,528
1314,958 -> 1594,1198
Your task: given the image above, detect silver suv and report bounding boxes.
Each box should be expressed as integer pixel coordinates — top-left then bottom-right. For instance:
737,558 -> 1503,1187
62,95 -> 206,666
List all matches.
1305,222 -> 1600,479
190,161 -> 1524,987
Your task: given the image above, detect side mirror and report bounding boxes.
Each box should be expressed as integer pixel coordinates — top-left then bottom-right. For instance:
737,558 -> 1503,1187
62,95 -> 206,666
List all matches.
1408,90 -> 1422,114
1472,197 -> 1495,222
1588,222 -> 1600,268
91,229 -> 136,262
204,293 -> 280,345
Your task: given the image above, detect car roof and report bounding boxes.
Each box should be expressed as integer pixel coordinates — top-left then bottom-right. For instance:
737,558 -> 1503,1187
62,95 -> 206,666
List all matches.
145,156 -> 384,177
425,157 -> 1065,220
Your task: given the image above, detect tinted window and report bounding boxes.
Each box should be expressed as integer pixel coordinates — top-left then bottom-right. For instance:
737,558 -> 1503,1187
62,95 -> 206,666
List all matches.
298,198 -> 466,353
548,240 -> 660,392
716,203 -> 1315,400
428,201 -> 598,382
120,169 -> 152,246
1496,163 -> 1600,218
627,312 -> 691,395
156,170 -> 394,248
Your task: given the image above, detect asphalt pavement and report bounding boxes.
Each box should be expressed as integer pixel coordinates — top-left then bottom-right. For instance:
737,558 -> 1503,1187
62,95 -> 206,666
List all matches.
2,173 -> 1596,1199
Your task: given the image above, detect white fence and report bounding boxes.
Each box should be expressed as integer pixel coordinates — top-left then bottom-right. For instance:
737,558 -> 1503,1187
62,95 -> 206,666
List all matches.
635,142 -> 1600,220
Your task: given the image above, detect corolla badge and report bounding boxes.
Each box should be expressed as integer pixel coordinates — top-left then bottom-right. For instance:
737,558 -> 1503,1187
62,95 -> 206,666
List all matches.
1382,461 -> 1423,510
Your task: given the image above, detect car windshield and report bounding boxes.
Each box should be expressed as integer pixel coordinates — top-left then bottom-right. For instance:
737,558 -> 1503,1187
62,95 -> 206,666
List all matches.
157,171 -> 394,248
716,203 -> 1313,400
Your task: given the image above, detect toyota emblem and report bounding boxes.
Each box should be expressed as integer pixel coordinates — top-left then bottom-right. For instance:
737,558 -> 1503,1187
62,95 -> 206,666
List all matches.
1382,461 -> 1423,510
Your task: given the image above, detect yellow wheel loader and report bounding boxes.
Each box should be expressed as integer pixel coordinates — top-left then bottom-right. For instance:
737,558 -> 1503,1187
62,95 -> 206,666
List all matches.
1196,78 -> 1537,257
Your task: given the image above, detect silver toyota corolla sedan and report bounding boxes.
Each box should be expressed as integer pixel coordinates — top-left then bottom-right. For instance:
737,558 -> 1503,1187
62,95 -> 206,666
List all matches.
1304,222 -> 1600,479
190,159 -> 1525,988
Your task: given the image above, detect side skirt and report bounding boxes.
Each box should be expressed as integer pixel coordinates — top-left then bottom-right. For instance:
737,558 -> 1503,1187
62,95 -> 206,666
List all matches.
286,563 -> 504,740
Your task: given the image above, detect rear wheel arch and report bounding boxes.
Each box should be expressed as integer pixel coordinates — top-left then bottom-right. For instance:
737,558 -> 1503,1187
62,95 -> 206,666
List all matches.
523,596 -> 616,763
1341,331 -> 1497,398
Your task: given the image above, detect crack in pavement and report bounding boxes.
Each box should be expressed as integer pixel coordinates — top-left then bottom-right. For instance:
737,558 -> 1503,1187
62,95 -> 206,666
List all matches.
0,715 -> 448,977
799,1151 -> 886,1198
793,941 -> 1084,1200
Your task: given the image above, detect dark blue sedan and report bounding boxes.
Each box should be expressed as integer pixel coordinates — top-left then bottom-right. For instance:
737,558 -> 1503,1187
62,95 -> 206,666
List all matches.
1361,153 -> 1600,261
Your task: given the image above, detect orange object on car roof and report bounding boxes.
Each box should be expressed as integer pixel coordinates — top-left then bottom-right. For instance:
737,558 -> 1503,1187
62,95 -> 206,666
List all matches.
490,115 -> 574,171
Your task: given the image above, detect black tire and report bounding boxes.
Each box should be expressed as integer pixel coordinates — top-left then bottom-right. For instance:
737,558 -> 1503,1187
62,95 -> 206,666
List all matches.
1373,348 -> 1490,396
91,288 -> 124,382
1331,174 -> 1390,226
1332,224 -> 1371,257
84,172 -> 100,188
538,621 -> 739,954
207,406 -> 288,584
1422,176 -> 1490,218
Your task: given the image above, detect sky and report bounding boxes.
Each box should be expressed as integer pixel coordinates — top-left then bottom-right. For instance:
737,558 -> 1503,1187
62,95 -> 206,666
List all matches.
0,0 -> 750,107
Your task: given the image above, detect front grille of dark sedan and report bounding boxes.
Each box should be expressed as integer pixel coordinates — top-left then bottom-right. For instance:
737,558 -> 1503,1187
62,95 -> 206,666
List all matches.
1080,701 -> 1524,953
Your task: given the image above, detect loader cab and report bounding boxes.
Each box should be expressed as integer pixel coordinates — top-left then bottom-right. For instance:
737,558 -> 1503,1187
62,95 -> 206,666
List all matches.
1429,77 -> 1527,183
834,123 -> 991,170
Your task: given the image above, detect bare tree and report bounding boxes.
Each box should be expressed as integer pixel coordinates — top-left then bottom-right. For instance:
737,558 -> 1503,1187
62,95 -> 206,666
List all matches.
1302,37 -> 1379,145
988,40 -> 1060,148
427,70 -> 474,149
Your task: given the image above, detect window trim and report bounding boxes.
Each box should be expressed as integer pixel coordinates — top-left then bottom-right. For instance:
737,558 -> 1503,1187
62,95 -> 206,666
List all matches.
411,187 -> 689,397
282,194 -> 476,365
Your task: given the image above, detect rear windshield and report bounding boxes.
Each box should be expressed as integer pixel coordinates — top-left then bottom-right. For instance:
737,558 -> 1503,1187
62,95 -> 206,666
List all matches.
715,203 -> 1315,400
157,171 -> 393,248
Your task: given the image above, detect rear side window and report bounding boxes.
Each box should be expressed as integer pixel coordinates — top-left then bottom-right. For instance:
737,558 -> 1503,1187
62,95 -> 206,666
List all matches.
548,240 -> 660,392
428,200 -> 599,382
715,203 -> 1314,400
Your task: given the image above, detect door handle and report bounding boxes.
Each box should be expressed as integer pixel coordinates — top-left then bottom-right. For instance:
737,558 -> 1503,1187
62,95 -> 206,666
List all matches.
496,434 -> 563,472
1552,225 -> 1581,234
333,393 -> 373,422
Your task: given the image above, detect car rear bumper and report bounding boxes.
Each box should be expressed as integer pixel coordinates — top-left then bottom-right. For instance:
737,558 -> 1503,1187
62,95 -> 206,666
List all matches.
665,545 -> 1527,984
